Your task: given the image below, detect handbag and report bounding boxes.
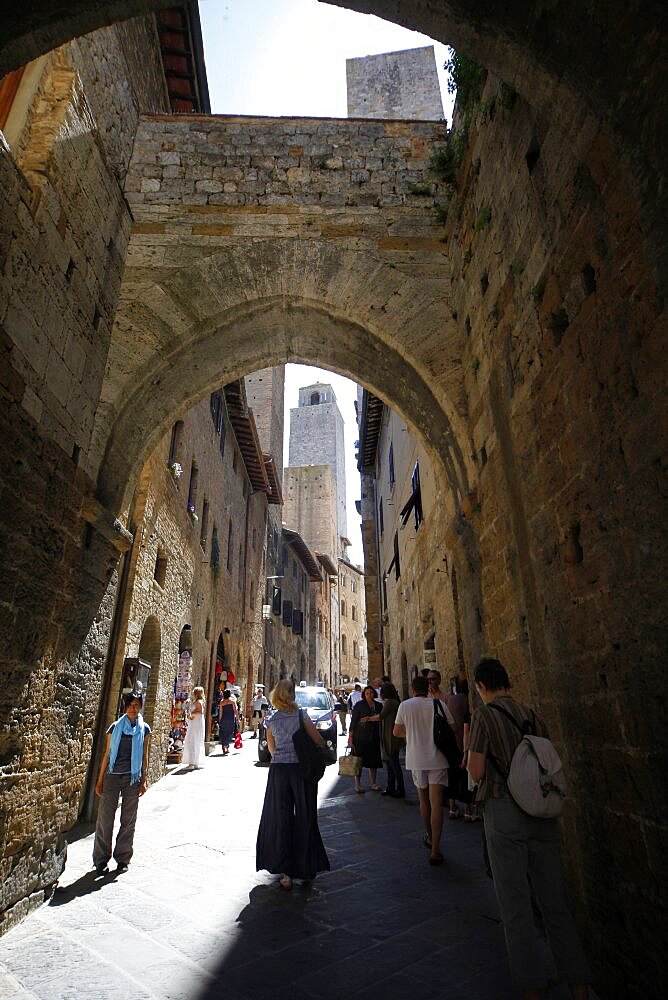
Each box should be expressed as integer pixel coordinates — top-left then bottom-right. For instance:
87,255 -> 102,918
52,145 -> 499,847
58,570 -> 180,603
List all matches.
433,699 -> 461,770
292,711 -> 327,783
338,748 -> 362,777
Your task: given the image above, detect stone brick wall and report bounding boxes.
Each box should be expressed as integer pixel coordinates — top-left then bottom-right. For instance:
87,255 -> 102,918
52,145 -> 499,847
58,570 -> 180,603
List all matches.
358,469 -> 384,679
283,465 -> 338,567
245,366 -> 285,482
338,561 -> 367,682
95,391 -> 268,786
347,46 -> 444,122
0,17 -> 169,933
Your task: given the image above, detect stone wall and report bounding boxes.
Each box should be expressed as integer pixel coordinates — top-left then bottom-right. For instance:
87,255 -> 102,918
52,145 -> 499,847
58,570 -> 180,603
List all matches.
347,46 -> 444,122
338,560 -> 367,682
437,72 -> 667,995
244,366 -> 285,481
283,466 -> 338,567
96,392 -> 269,786
0,17 -> 170,933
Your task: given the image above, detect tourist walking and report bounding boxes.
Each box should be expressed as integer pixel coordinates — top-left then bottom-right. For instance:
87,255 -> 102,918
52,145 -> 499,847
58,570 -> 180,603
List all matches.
379,682 -> 405,798
92,691 -> 151,874
256,679 -> 330,890
467,657 -> 591,1000
349,685 -> 383,793
181,686 -> 206,769
394,675 -> 455,865
218,689 -> 238,755
250,687 -> 268,738
347,683 -> 363,715
334,691 -> 348,734
445,675 -> 474,820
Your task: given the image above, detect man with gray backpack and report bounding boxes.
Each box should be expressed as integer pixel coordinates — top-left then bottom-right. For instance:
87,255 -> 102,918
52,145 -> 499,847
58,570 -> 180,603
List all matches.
467,658 -> 591,1000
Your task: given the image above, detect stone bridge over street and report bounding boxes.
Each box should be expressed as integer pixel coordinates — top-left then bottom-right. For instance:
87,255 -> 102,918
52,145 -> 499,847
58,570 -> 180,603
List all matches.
99,113 -> 467,512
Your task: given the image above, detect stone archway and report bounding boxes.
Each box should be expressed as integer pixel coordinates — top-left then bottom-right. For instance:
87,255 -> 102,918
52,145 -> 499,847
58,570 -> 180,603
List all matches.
0,6 -> 666,991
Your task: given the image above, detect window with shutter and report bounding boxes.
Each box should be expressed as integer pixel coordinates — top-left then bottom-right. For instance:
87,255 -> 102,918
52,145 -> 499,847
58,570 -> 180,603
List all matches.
282,599 -> 293,627
292,609 -> 303,635
272,586 -> 282,615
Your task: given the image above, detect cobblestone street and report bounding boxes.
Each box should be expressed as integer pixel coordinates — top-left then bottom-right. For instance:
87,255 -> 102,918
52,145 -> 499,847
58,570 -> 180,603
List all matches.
0,734 -> 591,999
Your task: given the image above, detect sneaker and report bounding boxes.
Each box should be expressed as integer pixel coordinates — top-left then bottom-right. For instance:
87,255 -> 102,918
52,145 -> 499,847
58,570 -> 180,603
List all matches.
94,863 -> 108,875
116,863 -> 129,874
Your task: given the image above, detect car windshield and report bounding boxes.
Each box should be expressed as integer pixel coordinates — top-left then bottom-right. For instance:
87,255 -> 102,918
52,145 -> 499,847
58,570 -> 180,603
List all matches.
295,689 -> 331,710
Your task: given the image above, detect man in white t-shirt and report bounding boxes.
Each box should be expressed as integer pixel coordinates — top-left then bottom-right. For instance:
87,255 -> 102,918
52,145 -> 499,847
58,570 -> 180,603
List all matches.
250,688 -> 269,738
347,684 -> 363,713
394,675 -> 455,865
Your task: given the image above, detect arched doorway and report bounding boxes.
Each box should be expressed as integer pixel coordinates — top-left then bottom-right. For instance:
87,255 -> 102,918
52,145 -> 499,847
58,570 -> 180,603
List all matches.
137,615 -> 161,726
400,651 -> 409,701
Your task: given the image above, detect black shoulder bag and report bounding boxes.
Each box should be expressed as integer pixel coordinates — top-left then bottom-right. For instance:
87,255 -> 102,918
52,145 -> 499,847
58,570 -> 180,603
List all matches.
292,710 -> 327,783
433,699 -> 461,770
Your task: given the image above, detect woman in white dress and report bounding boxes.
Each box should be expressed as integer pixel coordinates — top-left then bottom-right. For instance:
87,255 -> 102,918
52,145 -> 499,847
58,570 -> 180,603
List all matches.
182,686 -> 206,769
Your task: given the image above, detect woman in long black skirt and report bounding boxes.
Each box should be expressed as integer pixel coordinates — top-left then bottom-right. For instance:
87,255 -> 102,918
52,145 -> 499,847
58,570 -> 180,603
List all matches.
349,685 -> 383,793
256,679 -> 330,891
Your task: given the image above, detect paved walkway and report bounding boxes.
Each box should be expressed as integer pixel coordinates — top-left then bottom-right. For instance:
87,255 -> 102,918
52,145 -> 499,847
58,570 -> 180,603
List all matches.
0,734 -> 584,1000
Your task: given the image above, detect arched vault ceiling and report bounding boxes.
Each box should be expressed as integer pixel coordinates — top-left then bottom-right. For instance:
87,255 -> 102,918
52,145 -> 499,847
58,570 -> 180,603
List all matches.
96,267 -> 470,517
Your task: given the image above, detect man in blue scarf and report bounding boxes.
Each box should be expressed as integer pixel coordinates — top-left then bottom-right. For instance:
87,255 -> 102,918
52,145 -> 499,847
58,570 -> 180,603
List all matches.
92,692 -> 152,875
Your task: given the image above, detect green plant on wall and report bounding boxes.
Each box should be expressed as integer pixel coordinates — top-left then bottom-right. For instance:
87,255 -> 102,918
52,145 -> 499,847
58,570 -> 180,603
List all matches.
531,277 -> 547,303
444,49 -> 486,112
475,205 -> 492,230
408,182 -> 432,196
471,357 -> 481,377
433,201 -> 450,225
498,82 -> 518,110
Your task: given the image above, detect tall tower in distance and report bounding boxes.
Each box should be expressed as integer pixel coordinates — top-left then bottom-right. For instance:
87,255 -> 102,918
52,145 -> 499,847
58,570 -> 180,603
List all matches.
288,382 -> 347,548
346,46 -> 444,121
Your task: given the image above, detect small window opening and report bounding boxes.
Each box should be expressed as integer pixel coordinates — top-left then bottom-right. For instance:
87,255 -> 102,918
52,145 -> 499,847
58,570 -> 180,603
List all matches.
154,549 -> 167,588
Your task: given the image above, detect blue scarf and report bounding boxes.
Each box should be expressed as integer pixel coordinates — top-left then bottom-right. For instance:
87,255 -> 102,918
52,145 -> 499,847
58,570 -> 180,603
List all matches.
108,712 -> 145,785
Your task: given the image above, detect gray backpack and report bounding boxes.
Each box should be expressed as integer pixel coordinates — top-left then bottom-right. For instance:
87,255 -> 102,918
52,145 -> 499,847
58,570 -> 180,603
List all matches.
488,703 -> 566,819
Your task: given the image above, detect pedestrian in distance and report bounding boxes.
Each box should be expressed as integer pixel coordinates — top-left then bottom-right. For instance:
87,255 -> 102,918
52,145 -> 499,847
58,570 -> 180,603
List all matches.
393,675 -> 456,865
92,691 -> 151,875
334,691 -> 348,734
347,683 -> 363,715
379,682 -> 405,798
467,657 -> 591,1000
218,689 -> 238,755
250,687 -> 268,739
349,685 -> 383,793
442,673 -> 475,821
181,686 -> 206,769
256,679 -> 330,891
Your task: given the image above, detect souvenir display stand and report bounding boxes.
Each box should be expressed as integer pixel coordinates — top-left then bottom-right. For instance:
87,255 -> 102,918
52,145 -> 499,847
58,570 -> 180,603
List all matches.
167,649 -> 192,763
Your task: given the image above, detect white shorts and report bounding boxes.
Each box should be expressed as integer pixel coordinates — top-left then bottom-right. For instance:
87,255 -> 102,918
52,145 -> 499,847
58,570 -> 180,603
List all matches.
412,768 -> 449,789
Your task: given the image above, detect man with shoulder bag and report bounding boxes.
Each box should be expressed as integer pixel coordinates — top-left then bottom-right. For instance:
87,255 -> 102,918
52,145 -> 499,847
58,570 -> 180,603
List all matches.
394,675 -> 456,866
467,658 -> 591,1000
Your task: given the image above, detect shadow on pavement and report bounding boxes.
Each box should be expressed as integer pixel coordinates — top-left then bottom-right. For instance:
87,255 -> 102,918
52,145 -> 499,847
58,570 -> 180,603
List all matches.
50,866 -> 125,905
193,767 -> 514,1000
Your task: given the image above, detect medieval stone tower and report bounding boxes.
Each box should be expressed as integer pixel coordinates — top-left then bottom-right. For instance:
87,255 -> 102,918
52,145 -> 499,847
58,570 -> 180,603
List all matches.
287,382 -> 347,548
346,46 -> 444,121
